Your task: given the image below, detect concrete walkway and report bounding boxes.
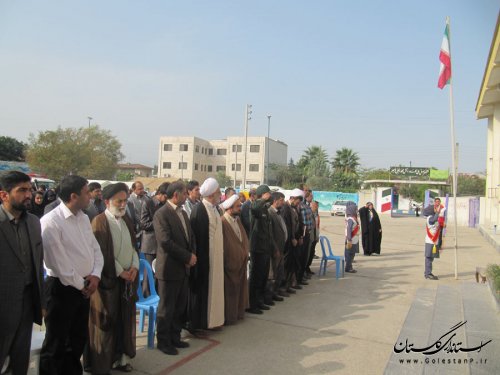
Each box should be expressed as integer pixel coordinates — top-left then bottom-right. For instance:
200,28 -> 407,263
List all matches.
28,214 -> 499,374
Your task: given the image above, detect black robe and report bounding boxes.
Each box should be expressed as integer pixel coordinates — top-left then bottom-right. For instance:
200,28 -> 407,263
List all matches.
359,207 -> 382,255
189,203 -> 220,330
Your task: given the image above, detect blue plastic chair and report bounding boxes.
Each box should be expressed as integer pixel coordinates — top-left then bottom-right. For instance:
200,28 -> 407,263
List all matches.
319,236 -> 345,279
137,259 -> 159,349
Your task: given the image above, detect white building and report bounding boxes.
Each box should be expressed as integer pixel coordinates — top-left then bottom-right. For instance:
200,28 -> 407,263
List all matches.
476,14 -> 500,231
157,136 -> 288,187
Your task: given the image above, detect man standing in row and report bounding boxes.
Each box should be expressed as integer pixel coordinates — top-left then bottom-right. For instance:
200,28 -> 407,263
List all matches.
40,175 -> 104,375
0,171 -> 45,375
247,185 -> 274,314
220,195 -> 249,324
190,178 -> 225,330
154,181 -> 197,355
268,191 -> 287,300
183,180 -> 200,218
87,183 -> 139,373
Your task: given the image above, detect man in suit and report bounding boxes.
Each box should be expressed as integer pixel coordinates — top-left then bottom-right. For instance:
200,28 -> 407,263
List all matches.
153,181 -> 197,356
0,171 -> 45,375
268,191 -> 288,301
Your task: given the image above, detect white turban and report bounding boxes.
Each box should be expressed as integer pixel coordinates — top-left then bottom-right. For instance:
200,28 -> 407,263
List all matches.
221,194 -> 239,210
200,177 -> 219,196
290,188 -> 304,198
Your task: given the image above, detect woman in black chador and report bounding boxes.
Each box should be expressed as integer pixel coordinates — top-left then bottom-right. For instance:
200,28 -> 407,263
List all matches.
358,202 -> 382,255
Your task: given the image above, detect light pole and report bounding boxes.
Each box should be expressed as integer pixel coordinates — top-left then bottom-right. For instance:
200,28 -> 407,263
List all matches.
234,143 -> 238,187
242,104 -> 252,189
87,116 -> 93,128
266,114 -> 271,185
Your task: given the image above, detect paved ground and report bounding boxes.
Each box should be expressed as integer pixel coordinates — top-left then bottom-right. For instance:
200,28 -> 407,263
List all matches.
28,214 -> 500,375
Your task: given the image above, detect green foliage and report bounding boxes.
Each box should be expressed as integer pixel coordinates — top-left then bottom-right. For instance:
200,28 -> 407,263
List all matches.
215,171 -> 232,188
486,264 -> 500,298
0,136 -> 26,161
270,162 -> 303,189
457,174 -> 485,196
398,184 -> 428,203
26,125 -> 124,181
115,172 -> 135,181
297,146 -> 330,179
305,175 -> 333,191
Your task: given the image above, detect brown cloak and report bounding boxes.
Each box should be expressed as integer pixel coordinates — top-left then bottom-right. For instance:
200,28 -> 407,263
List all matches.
221,216 -> 249,324
88,213 -> 138,374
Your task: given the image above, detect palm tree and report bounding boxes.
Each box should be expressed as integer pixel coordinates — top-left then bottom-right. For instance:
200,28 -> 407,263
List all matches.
331,148 -> 360,175
297,146 -> 330,178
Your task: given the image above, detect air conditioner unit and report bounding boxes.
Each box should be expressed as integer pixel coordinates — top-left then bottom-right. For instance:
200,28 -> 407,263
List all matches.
163,174 -> 170,177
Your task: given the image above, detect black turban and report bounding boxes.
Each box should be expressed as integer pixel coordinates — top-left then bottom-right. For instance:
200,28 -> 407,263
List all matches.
102,182 -> 129,200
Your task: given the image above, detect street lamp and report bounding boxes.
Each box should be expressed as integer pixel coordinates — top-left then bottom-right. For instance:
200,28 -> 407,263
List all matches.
266,114 -> 271,185
242,104 -> 252,189
87,116 -> 93,128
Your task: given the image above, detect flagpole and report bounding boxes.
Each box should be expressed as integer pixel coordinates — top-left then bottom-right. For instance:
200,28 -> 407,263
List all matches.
446,16 -> 459,280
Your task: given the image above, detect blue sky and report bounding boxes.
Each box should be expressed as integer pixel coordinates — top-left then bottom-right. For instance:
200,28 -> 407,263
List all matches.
0,0 -> 498,173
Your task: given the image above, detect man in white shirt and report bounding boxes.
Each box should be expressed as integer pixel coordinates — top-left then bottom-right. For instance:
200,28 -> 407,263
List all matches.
39,175 -> 104,375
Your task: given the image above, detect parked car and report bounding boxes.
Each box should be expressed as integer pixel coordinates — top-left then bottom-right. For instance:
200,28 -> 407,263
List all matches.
330,200 -> 349,216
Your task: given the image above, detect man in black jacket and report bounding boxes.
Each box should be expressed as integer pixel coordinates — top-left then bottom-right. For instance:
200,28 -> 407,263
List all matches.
247,185 -> 273,314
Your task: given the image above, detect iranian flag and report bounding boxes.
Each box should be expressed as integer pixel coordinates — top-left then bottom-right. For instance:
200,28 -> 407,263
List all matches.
381,188 -> 392,212
438,20 -> 451,89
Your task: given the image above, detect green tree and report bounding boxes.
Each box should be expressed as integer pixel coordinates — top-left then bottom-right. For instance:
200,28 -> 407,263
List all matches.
297,146 -> 330,179
330,148 -> 360,191
270,159 -> 303,189
215,171 -> 232,188
0,136 -> 26,161
115,172 -> 135,181
26,125 -> 124,181
359,168 -> 391,188
457,174 -> 486,196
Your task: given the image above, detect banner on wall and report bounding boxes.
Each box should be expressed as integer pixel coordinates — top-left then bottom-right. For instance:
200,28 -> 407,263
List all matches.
279,190 -> 358,212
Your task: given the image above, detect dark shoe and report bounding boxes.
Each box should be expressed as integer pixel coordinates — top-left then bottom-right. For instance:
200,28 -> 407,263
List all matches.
258,304 -> 271,310
246,307 -> 263,314
172,340 -> 190,348
299,281 -> 309,285
272,295 -> 284,302
345,269 -> 357,273
425,274 -> 438,280
286,288 -> 296,294
313,255 -> 319,259
307,270 -> 315,275
304,274 -> 311,280
263,300 -> 275,306
158,345 -> 179,355
115,364 -> 133,372
278,291 -> 290,297
291,285 -> 302,290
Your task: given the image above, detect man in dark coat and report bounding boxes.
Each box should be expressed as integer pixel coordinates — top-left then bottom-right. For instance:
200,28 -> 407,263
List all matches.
189,178 -> 225,330
247,185 -> 274,314
268,192 -> 287,301
154,181 -> 197,356
0,171 -> 45,375
87,183 -> 139,373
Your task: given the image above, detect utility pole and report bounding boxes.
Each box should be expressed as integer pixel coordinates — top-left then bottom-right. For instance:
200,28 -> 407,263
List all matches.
266,114 -> 271,184
242,104 -> 252,189
87,116 -> 93,128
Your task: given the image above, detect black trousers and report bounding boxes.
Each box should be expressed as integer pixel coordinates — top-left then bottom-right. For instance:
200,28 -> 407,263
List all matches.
142,253 -> 157,297
248,252 -> 271,309
283,244 -> 300,288
39,277 -> 89,375
0,285 -> 34,375
157,277 -> 188,348
307,240 -> 318,269
297,232 -> 311,282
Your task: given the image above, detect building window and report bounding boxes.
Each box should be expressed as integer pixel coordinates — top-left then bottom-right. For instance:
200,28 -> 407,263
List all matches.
201,147 -> 204,153
163,162 -> 171,169
208,148 -> 213,156
232,145 -> 242,152
195,145 -> 199,153
179,144 -> 188,152
231,164 -> 242,171
217,165 -> 226,172
250,145 -> 260,153
179,162 -> 187,170
249,164 -> 259,172
163,144 -> 172,151
194,163 -> 199,171
207,165 -> 213,172
217,148 -> 227,155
